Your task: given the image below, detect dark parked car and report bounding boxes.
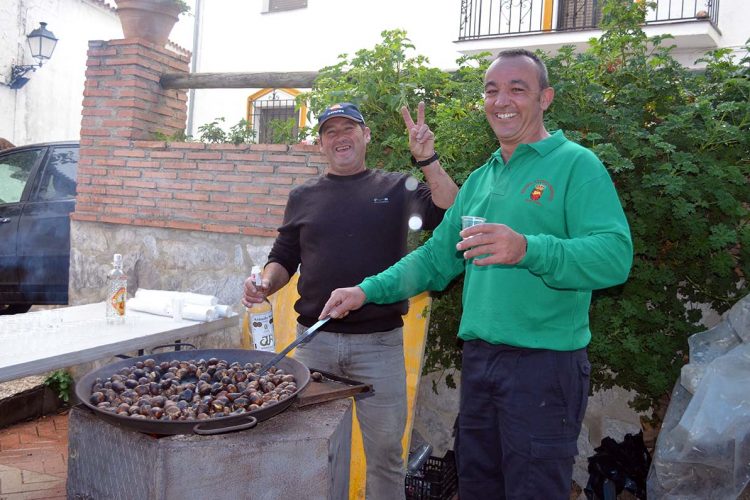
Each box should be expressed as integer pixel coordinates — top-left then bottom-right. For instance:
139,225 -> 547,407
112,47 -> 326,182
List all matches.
0,141 -> 78,314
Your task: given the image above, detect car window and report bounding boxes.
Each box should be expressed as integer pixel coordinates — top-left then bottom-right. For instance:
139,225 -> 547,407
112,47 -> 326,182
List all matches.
0,149 -> 44,204
35,147 -> 78,201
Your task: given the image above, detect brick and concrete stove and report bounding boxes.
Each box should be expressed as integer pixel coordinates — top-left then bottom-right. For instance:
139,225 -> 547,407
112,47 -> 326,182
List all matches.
67,399 -> 353,499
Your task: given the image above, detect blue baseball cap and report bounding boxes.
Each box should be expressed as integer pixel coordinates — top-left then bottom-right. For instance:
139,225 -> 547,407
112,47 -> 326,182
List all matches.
318,103 -> 365,131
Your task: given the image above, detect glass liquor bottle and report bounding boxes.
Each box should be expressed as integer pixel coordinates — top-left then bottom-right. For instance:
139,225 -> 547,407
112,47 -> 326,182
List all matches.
106,253 -> 127,324
246,265 -> 275,352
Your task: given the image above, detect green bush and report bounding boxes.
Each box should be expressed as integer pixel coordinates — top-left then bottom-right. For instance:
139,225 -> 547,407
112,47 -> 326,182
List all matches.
196,117 -> 256,145
545,1 -> 750,410
306,5 -> 749,412
265,118 -> 306,144
303,29 -> 493,181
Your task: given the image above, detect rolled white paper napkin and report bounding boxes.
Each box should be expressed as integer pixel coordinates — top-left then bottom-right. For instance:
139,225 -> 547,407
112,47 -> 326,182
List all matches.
129,289 -> 233,321
134,289 -> 177,303
180,292 -> 218,307
134,289 -> 219,307
213,304 -> 235,318
127,297 -> 171,316
181,304 -> 218,322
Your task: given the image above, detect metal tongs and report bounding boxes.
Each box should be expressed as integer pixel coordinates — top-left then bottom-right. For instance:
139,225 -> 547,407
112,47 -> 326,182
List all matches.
258,316 -> 331,375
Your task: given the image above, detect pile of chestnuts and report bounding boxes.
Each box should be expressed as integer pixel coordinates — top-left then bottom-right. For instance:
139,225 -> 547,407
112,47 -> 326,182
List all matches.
88,357 -> 297,421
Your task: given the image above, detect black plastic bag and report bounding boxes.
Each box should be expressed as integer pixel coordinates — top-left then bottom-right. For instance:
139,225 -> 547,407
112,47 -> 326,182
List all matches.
585,431 -> 652,500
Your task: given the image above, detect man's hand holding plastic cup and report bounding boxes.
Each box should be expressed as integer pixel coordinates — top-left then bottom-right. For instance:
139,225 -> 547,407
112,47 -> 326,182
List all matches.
457,219 -> 527,266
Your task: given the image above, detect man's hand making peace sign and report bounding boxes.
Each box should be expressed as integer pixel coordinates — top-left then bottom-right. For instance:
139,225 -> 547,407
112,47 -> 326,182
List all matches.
399,101 -> 458,209
401,101 -> 436,162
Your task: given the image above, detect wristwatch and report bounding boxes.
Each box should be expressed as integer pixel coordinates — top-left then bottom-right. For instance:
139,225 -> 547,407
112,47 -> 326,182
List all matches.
411,152 -> 439,167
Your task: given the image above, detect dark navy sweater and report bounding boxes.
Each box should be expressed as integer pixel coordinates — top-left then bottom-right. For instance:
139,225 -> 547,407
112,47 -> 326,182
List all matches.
267,168 -> 445,333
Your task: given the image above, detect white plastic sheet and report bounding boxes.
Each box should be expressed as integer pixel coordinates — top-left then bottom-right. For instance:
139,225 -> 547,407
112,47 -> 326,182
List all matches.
648,295 -> 750,499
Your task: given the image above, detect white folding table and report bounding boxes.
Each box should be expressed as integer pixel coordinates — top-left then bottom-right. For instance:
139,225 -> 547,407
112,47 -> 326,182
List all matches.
0,302 -> 238,383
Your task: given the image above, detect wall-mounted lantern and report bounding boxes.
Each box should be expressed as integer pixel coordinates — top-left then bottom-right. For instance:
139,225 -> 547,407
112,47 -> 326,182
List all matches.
5,22 -> 58,90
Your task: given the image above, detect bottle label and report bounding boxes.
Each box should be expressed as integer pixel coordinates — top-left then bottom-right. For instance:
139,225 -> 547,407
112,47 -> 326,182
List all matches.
110,286 -> 126,316
249,310 -> 275,352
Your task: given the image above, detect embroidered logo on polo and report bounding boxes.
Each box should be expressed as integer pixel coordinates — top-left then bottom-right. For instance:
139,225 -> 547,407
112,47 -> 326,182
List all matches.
521,180 -> 554,205
372,197 -> 390,204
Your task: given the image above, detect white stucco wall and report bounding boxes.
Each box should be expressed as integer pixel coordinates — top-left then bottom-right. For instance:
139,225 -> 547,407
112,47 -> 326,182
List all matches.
188,0 -> 747,138
0,0 -> 195,146
672,0 -> 748,66
711,0 -> 748,53
188,0 -> 461,137
1,0 -> 118,145
5,0 -> 740,145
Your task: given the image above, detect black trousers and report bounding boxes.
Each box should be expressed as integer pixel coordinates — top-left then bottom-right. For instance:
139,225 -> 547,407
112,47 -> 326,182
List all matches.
455,340 -> 590,500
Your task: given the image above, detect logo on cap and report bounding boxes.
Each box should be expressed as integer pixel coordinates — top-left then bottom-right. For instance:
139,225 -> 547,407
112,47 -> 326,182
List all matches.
318,102 -> 365,130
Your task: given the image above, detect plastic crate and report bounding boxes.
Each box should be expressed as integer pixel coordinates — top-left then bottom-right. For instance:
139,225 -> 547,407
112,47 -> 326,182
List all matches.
405,450 -> 458,500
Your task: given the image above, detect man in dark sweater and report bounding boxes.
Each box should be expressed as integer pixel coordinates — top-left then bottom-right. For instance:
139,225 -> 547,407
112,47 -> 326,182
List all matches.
242,102 -> 457,499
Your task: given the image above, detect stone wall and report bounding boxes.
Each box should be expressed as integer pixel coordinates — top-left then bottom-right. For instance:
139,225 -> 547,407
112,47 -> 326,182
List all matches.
68,221 -> 274,308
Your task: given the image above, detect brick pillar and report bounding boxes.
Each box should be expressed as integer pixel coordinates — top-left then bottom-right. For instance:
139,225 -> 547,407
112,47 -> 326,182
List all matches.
81,39 -> 189,142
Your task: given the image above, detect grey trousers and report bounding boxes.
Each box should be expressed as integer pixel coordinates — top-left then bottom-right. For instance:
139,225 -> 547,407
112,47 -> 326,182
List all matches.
295,324 -> 407,500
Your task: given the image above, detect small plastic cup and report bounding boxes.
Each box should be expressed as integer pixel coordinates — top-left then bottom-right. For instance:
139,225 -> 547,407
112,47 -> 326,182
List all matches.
47,309 -> 64,330
171,297 -> 184,321
461,215 -> 487,230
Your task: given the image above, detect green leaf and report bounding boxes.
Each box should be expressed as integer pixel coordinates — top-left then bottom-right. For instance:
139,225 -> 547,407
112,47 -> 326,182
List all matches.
44,370 -> 73,402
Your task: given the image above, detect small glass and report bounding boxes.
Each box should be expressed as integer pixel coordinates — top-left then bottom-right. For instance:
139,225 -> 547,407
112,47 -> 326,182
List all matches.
46,309 -> 64,330
171,297 -> 184,322
461,215 -> 487,230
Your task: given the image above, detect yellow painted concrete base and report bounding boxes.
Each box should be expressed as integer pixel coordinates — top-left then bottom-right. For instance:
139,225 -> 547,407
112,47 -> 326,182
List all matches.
253,273 -> 431,500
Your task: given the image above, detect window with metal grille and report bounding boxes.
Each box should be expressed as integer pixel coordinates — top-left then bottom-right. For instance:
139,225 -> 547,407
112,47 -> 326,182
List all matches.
265,0 -> 308,13
557,0 -> 602,30
251,98 -> 300,144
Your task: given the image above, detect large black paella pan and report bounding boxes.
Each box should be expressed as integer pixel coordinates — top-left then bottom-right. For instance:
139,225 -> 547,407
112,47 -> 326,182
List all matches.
75,348 -> 310,436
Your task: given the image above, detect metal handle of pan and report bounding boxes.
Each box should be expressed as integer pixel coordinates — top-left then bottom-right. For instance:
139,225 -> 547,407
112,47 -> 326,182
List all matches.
192,415 -> 258,435
115,342 -> 195,360
150,342 -> 197,353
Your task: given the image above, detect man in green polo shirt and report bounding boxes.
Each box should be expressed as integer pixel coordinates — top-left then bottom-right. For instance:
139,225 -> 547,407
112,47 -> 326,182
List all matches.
319,49 -> 633,499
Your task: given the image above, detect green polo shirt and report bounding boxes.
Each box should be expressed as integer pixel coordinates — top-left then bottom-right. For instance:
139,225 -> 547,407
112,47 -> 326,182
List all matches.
360,130 -> 633,351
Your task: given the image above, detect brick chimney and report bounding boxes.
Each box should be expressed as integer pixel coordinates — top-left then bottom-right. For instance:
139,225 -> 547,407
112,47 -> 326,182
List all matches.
81,39 -> 189,141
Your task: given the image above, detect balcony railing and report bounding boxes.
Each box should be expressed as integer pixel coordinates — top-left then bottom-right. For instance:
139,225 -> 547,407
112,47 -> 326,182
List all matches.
458,0 -> 720,40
